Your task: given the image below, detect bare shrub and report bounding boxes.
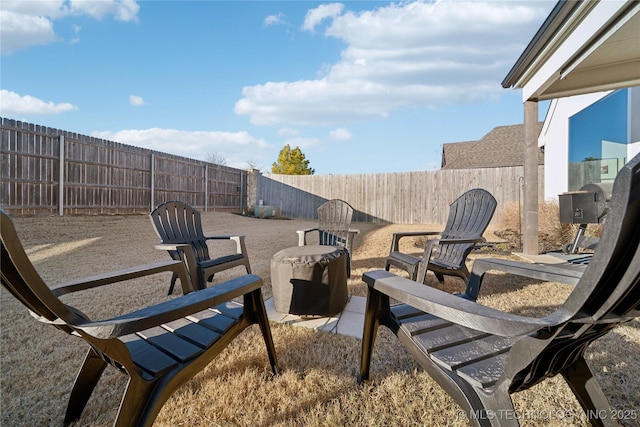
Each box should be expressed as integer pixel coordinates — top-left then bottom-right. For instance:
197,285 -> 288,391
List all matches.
494,201 -> 575,253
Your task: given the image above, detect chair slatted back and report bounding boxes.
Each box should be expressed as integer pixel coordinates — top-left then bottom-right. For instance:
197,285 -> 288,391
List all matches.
436,189 -> 497,267
150,201 -> 210,261
317,199 -> 354,250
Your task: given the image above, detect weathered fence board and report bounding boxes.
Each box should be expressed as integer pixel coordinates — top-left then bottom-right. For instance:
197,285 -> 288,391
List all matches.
258,165 -> 543,226
0,118 -> 247,215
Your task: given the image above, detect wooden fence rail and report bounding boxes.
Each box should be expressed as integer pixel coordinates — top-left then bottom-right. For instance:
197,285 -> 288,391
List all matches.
0,118 -> 247,215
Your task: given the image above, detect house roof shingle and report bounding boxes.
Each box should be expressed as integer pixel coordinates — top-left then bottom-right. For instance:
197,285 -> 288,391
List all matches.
441,123 -> 544,170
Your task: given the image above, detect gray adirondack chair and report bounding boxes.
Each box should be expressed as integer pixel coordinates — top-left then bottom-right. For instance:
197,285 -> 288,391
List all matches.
385,188 -> 496,284
1,209 -> 278,427
150,201 -> 252,294
297,199 -> 358,275
360,153 -> 640,426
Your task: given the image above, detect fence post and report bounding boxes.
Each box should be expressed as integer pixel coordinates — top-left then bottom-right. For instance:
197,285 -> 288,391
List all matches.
150,153 -> 155,211
204,163 -> 209,212
246,169 -> 259,212
239,171 -> 244,213
58,135 -> 64,216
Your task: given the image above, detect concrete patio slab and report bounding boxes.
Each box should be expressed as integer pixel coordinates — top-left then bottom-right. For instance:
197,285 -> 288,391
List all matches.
265,295 -> 366,339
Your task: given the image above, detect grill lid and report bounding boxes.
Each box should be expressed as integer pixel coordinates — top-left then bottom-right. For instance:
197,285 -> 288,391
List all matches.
559,182 -> 612,224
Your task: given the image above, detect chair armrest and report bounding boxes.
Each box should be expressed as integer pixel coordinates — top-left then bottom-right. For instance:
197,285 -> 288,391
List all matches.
205,235 -> 248,256
436,237 -> 485,245
154,243 -> 202,292
52,259 -> 191,297
414,237 -> 485,283
463,258 -> 584,301
389,231 -> 441,252
346,228 -> 360,253
363,270 -> 567,337
76,274 -> 264,339
297,228 -> 318,246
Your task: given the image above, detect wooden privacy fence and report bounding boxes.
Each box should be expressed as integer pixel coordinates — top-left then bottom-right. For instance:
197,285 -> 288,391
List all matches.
2,117 -> 543,226
0,118 -> 247,215
257,165 -> 544,226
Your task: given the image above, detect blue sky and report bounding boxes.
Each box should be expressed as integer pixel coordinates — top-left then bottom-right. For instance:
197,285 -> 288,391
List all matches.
1,0 -> 553,174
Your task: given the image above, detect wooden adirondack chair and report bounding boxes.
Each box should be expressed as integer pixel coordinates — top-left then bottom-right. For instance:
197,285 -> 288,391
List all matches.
1,209 -> 278,427
297,199 -> 358,275
385,188 -> 497,284
360,153 -> 640,427
150,201 -> 252,294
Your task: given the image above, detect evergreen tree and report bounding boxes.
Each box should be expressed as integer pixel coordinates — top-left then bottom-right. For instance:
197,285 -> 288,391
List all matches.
271,144 -> 315,175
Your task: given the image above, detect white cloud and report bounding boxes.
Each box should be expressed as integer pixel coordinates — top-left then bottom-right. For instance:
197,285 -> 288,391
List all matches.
70,0 -> 140,22
0,89 -> 77,115
302,3 -> 344,32
0,10 -> 58,54
278,127 -> 300,137
129,95 -> 145,106
236,0 -> 551,126
92,128 -> 272,170
329,128 -> 351,141
282,136 -> 321,149
69,24 -> 81,44
264,13 -> 285,26
0,0 -> 139,54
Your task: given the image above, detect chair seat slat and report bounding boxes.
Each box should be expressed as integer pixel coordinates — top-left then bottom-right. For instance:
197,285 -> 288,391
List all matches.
455,354 -> 509,389
396,312 -> 451,336
137,325 -> 204,362
429,334 -> 515,371
188,308 -> 238,333
413,325 -> 489,353
162,318 -> 222,348
214,301 -> 244,320
121,333 -> 179,376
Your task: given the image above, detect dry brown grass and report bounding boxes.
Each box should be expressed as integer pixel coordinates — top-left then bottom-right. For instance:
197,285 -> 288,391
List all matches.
493,201 -> 605,253
1,213 -> 638,426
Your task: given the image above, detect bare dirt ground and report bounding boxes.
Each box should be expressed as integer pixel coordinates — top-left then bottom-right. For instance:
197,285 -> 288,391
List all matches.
1,212 -> 638,426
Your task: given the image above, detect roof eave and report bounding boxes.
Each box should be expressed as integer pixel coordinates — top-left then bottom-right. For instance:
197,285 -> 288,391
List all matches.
502,1 -> 582,90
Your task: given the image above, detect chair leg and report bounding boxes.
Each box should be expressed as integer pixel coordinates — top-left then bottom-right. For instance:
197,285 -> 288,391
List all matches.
471,384 -> 519,427
434,272 -> 445,283
64,348 -> 108,425
167,273 -> 178,295
248,289 -> 279,374
196,269 -> 207,291
359,288 -> 382,383
562,357 -> 617,427
460,265 -> 471,283
113,375 -> 159,427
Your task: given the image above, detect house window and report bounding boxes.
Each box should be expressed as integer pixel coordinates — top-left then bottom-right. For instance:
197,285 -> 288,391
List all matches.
568,89 -> 628,190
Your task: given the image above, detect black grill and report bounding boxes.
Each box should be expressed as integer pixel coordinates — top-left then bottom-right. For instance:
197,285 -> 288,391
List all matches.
559,182 -> 612,253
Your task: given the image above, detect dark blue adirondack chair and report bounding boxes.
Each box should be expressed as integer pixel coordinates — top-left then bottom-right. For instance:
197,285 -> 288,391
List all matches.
386,188 -> 497,284
360,154 -> 640,426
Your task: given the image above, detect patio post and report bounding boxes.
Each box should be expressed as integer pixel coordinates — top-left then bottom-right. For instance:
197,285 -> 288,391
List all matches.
523,100 -> 539,255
